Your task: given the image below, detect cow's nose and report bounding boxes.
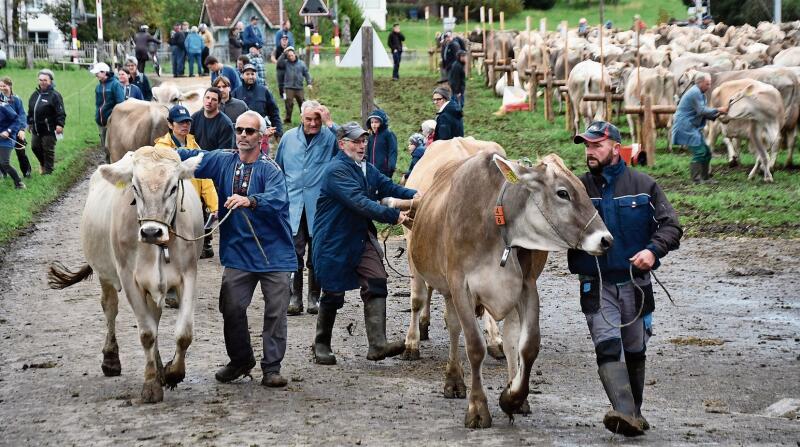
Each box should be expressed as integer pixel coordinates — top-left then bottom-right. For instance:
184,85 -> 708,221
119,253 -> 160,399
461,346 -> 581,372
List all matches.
601,234 -> 613,249
141,227 -> 163,240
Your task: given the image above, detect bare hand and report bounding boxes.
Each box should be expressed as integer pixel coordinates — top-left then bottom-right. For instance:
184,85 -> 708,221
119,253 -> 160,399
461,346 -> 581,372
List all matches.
629,249 -> 656,271
397,211 -> 409,225
718,105 -> 729,114
318,105 -> 333,127
265,127 -> 276,137
17,130 -> 25,140
224,194 -> 251,210
0,131 -> 9,139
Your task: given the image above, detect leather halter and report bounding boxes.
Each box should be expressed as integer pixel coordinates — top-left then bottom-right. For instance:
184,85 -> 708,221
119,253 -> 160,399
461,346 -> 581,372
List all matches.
134,180 -> 187,263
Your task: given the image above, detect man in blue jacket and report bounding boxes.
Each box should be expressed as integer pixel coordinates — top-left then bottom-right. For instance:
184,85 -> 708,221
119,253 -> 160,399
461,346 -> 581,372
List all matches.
275,101 -> 338,316
568,121 -> 682,437
232,64 -> 282,137
365,109 -> 397,179
207,56 -> 241,92
671,72 -> 727,183
177,110 -> 296,387
91,62 -> 125,161
311,122 -> 417,366
242,16 -> 264,54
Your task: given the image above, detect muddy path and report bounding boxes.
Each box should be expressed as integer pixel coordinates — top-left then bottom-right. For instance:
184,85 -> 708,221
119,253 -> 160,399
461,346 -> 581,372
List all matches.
0,170 -> 799,446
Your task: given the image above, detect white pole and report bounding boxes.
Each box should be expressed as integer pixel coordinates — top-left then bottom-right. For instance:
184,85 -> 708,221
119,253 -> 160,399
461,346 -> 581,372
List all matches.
279,0 -> 284,26
96,0 -> 103,41
775,0 -> 782,23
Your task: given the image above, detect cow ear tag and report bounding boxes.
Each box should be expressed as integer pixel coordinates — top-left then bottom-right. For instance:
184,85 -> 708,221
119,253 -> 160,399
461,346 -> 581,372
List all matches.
116,181 -> 127,189
503,168 -> 519,184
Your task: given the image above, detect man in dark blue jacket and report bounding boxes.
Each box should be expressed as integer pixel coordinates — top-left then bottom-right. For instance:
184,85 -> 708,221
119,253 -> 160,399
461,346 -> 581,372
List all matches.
365,109 -> 397,178
432,87 -> 464,141
242,16 -> 264,53
568,121 -> 682,437
311,122 -> 417,365
92,62 -> 125,161
177,110 -> 296,388
232,64 -> 282,137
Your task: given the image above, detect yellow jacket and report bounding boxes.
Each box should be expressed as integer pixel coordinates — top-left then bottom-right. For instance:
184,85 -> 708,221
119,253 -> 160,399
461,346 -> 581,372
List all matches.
153,133 -> 219,213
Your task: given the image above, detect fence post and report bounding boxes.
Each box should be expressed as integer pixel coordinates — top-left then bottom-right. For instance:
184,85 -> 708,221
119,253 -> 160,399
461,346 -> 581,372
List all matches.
25,46 -> 34,69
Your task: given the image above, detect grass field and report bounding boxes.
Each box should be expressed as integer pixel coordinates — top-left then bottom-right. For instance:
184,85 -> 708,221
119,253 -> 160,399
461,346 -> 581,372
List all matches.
377,0 -> 688,51
0,68 -> 99,245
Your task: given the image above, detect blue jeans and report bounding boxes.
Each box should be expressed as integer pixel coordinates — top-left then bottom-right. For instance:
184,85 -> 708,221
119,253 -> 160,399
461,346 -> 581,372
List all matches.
171,46 -> 185,76
188,52 -> 202,76
392,50 -> 402,79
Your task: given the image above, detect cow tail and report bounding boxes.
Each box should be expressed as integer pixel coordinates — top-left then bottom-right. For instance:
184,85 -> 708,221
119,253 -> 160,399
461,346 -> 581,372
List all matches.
48,262 -> 93,290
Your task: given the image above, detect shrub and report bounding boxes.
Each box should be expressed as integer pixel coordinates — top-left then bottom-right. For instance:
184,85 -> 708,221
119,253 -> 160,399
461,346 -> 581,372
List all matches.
524,0 -> 556,10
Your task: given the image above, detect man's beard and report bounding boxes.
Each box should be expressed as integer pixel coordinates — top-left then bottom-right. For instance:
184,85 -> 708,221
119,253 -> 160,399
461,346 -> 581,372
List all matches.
587,153 -> 613,175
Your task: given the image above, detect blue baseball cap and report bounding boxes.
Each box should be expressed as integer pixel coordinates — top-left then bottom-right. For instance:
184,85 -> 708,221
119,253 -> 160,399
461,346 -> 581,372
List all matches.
573,120 -> 621,144
168,105 -> 192,123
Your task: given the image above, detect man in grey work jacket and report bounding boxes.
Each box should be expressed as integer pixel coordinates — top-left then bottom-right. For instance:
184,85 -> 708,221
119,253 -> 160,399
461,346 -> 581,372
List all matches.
568,121 -> 682,437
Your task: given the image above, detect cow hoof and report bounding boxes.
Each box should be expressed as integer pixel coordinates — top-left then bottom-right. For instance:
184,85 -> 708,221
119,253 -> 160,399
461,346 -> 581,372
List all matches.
141,380 -> 164,403
419,323 -> 429,341
101,354 -> 121,377
464,402 -> 492,429
499,387 -> 528,416
444,376 -> 467,399
487,344 -> 505,360
729,158 -> 739,168
400,347 -> 420,361
164,360 -> 185,390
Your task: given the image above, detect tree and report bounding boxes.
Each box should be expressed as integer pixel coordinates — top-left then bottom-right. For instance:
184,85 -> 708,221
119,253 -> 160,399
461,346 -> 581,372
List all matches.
45,0 -> 164,42
162,0 -> 203,36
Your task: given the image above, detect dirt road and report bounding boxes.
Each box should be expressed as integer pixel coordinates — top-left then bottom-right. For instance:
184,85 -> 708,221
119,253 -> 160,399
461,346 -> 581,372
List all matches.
1,169 -> 798,446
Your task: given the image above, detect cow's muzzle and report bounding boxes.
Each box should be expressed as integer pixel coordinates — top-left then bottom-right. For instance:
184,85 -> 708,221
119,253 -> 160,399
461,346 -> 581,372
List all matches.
139,222 -> 170,244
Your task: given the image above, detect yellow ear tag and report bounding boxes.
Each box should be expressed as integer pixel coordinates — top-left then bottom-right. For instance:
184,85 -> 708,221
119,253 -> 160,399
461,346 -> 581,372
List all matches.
504,170 -> 519,184
116,181 -> 127,189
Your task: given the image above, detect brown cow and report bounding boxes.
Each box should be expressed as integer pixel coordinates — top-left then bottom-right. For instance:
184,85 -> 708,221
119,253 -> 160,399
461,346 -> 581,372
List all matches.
409,151 -> 612,428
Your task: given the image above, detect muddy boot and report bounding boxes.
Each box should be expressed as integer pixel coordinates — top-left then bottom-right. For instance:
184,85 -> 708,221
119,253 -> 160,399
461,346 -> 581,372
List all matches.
364,294 -> 406,361
690,162 -> 704,184
598,362 -> 645,437
313,304 -> 337,365
306,268 -> 320,315
626,357 -> 650,430
702,161 -> 718,184
287,270 -> 303,316
215,358 -> 256,383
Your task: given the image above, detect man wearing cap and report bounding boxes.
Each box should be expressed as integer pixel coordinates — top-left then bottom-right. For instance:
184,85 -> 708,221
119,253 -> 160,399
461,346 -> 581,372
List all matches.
91,62 -> 124,160
431,87 -> 463,141
568,120 -> 682,437
274,20 -> 295,49
310,122 -> 417,366
191,87 -> 235,151
671,72 -> 727,183
154,105 -> 219,260
281,47 -> 312,124
28,69 -> 65,175
207,56 -> 241,92
242,16 -> 264,54
448,50 -> 467,108
247,44 -> 266,86
232,64 -> 282,138
176,110 -> 296,387
275,101 -> 338,316
124,56 -> 153,101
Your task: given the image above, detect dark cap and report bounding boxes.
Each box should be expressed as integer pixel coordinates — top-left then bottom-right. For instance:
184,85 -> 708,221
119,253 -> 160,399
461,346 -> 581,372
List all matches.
251,42 -> 262,49
242,63 -> 257,73
168,105 -> 192,123
337,121 -> 369,140
573,121 -> 621,144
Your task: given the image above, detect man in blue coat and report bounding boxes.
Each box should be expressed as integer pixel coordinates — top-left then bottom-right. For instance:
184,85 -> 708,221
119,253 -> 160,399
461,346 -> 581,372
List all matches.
242,16 -> 264,54
177,110 -> 297,387
232,64 -> 282,137
671,72 -> 727,183
311,122 -> 417,365
275,101 -> 338,316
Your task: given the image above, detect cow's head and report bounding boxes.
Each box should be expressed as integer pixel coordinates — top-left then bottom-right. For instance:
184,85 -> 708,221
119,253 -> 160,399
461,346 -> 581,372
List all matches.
99,146 -> 203,244
492,154 -> 612,255
151,83 -> 202,107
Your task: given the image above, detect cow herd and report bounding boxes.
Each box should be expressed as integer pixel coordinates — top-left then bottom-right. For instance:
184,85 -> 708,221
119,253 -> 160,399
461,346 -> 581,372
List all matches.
478,20 -> 800,181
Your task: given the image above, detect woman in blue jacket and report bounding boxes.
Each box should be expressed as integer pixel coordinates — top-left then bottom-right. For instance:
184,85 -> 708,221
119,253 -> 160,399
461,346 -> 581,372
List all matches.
185,27 -> 204,77
0,78 -> 21,188
0,76 -> 29,182
365,109 -> 397,178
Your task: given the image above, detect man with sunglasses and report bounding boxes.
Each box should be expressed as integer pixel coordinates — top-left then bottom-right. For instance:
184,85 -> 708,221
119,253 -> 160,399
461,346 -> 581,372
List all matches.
310,122 -> 418,366
431,87 -> 463,141
190,87 -> 235,151
176,110 -> 296,388
275,101 -> 338,316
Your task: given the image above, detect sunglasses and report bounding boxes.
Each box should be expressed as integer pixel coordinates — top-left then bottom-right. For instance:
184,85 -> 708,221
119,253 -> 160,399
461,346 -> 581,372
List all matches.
235,126 -> 260,136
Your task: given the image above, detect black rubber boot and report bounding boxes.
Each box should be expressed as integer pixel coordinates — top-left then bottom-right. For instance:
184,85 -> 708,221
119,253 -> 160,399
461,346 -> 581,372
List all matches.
215,358 -> 256,383
598,362 -> 645,437
306,268 -> 320,315
702,161 -> 718,184
287,270 -> 303,316
364,296 -> 406,361
626,357 -> 650,430
690,162 -> 704,184
313,304 -> 337,365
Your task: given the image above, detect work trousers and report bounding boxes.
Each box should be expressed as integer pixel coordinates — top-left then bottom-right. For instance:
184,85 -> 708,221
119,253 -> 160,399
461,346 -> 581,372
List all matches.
31,134 -> 55,174
320,233 -> 387,309
187,53 -> 202,77
293,209 -> 314,271
284,88 -> 304,123
135,49 -> 148,74
201,46 -> 210,74
392,50 -> 402,79
0,147 -> 22,186
219,268 -> 291,373
689,142 -> 712,164
171,47 -> 185,76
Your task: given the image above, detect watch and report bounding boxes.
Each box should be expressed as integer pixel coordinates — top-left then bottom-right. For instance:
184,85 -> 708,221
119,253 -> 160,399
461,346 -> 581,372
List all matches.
247,195 -> 258,208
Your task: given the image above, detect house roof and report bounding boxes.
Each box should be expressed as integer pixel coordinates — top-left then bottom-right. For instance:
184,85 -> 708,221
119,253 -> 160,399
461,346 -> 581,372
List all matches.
202,0 -> 283,29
